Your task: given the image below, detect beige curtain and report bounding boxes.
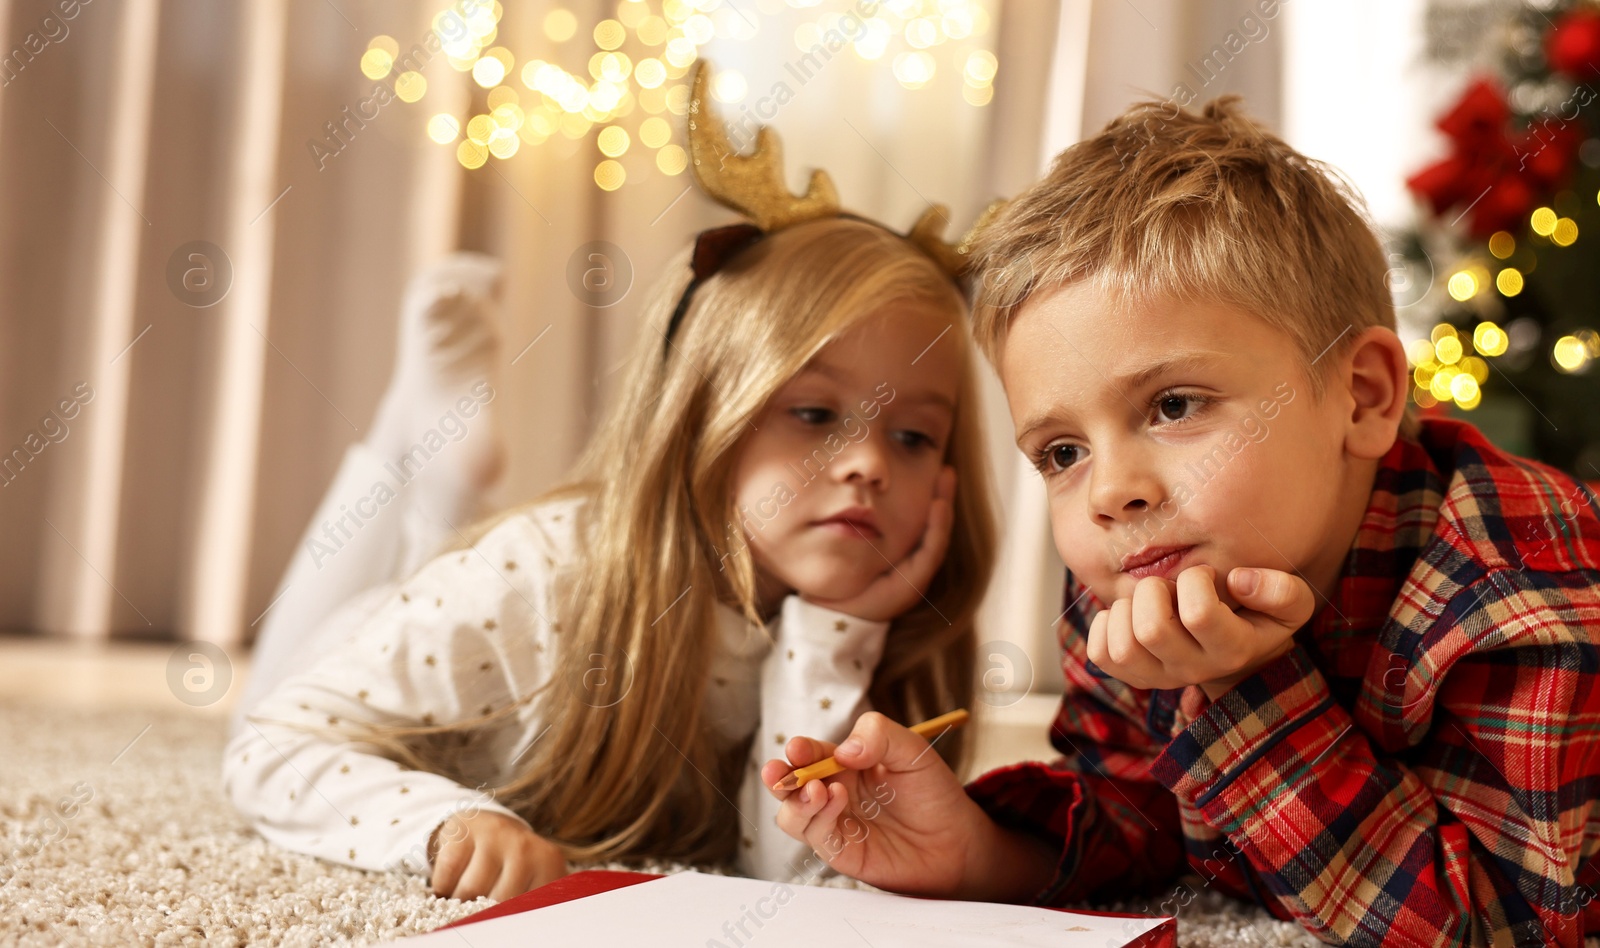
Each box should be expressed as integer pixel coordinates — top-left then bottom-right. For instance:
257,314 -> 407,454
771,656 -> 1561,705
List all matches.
0,0 -> 1062,651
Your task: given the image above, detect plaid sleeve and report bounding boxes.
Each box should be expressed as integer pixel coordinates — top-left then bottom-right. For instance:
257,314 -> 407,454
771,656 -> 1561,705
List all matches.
966,689 -> 1188,906
1149,567 -> 1600,948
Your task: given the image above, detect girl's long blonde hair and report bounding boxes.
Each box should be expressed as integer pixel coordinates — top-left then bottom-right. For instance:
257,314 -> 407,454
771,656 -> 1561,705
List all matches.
358,217 -> 995,867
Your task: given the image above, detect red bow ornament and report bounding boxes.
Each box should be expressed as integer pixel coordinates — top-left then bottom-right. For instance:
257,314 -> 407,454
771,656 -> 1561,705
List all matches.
1406,78 -> 1580,238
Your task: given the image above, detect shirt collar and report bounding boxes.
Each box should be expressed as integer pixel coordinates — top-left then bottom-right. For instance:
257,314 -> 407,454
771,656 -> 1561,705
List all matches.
1306,420 -> 1449,666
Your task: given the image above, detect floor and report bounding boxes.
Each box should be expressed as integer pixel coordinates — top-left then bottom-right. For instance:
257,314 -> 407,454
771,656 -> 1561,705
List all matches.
0,636 -> 243,717
10,640 -> 1582,947
0,635 -> 1337,947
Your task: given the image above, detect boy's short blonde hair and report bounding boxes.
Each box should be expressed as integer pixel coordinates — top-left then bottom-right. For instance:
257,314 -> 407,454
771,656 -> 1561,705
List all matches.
970,96 -> 1410,424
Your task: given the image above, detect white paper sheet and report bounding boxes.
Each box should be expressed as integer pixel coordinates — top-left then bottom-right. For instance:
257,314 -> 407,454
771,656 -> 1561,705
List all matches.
383,871 -> 1168,947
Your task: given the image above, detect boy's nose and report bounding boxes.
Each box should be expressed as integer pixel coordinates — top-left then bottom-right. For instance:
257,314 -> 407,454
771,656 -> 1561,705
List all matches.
1087,447 -> 1164,523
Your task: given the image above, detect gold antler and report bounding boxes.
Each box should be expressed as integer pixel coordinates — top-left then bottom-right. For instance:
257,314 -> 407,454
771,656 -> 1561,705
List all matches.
906,205 -> 961,274
687,61 -> 841,231
904,199 -> 1009,276
686,61 -> 1005,277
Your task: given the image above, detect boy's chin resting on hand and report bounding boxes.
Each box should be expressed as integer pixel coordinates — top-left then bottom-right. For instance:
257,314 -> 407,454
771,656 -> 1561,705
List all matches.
1084,563 -> 1317,701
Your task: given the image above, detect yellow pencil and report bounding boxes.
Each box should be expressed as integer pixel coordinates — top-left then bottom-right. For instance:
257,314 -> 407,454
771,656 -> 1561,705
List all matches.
771,708 -> 970,792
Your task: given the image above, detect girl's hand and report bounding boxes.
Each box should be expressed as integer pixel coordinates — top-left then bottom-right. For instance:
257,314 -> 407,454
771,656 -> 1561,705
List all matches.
802,466 -> 956,622
1086,564 -> 1316,701
758,711 -> 1056,902
428,810 -> 567,902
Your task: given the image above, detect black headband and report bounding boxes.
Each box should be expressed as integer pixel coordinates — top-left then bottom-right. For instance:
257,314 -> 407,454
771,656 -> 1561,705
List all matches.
662,212 -> 938,356
661,222 -> 766,354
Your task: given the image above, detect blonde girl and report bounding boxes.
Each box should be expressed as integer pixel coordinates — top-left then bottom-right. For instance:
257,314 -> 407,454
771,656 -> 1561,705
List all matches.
224,64 -> 996,904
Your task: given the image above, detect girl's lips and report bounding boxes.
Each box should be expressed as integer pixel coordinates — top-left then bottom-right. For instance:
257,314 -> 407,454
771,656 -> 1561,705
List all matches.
812,505 -> 882,539
812,519 -> 881,539
1120,545 -> 1195,579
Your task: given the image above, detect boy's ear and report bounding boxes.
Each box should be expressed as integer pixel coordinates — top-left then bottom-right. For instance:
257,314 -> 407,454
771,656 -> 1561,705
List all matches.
1339,326 -> 1409,460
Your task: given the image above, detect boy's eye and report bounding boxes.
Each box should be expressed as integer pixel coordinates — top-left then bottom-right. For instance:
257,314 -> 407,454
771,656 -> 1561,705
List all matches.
1154,393 -> 1205,424
1034,443 -> 1082,476
791,407 -> 835,425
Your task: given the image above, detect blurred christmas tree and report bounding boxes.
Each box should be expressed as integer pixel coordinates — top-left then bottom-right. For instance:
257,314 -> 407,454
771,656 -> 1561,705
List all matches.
1402,0 -> 1600,477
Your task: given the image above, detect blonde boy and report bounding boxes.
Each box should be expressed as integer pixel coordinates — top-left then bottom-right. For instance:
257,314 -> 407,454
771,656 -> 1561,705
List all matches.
762,97 -> 1600,946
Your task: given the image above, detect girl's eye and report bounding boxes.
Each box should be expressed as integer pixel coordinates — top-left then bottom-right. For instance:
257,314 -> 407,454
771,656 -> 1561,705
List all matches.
1032,442 -> 1082,476
1154,392 -> 1207,424
894,430 -> 935,451
791,407 -> 835,425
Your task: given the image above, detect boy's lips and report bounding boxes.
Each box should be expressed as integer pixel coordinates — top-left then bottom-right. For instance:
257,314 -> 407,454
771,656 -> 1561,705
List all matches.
1119,544 -> 1196,579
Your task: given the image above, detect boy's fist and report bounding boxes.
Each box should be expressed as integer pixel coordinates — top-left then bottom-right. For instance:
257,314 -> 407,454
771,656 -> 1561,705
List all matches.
1086,565 -> 1315,700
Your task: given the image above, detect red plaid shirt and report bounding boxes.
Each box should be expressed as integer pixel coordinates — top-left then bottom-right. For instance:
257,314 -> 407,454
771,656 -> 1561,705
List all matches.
966,418 -> 1600,947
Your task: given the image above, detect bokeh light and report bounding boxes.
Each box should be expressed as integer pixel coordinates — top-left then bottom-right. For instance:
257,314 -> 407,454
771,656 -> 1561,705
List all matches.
426,113 -> 460,144
394,71 -> 427,103
360,47 -> 394,79
473,55 -> 506,87
893,51 -> 936,89
1553,334 -> 1590,373
1435,334 -> 1463,364
656,143 -> 687,174
711,69 -> 746,102
1495,267 -> 1523,297
1447,271 -> 1478,301
457,139 -> 488,169
595,158 -> 626,190
1473,321 -> 1508,357
597,125 -> 630,156
594,19 -> 627,50
1412,321 -> 1503,408
544,9 -> 578,41
368,0 -> 1000,187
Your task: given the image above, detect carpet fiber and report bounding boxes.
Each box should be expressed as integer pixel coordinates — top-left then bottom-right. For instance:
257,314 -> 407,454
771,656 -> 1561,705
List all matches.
0,699 -> 1542,946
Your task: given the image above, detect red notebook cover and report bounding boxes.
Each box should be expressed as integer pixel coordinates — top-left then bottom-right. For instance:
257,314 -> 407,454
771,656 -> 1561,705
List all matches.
437,870 -> 1177,947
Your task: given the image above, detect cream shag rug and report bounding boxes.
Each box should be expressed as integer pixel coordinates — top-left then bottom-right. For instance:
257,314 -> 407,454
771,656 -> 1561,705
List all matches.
0,699 -> 1552,947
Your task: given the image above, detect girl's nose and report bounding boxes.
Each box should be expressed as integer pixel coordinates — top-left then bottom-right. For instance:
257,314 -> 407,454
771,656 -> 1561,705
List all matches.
834,435 -> 890,490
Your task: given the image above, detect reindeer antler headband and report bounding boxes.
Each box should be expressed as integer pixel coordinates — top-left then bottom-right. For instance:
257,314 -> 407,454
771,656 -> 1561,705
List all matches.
661,61 -> 1002,349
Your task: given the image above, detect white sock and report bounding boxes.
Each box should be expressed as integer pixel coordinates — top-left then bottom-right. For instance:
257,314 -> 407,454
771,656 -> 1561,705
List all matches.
367,251 -> 507,522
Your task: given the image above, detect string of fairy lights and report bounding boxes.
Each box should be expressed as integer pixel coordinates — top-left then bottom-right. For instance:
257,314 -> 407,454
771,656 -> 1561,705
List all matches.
1411,198 -> 1598,411
356,0 -> 999,191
